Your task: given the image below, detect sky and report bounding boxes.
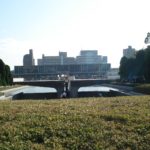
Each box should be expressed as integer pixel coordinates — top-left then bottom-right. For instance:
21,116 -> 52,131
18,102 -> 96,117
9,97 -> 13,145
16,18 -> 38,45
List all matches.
0,0 -> 150,70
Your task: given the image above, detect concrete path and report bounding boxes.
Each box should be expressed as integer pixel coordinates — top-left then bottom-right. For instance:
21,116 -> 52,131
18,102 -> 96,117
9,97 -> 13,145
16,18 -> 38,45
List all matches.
0,86 -> 29,100
102,84 -> 144,96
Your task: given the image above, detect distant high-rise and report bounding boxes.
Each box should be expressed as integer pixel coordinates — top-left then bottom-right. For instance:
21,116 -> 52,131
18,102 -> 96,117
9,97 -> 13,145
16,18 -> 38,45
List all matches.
14,49 -> 110,80
38,52 -> 76,65
123,46 -> 136,58
102,56 -> 107,64
76,50 -> 107,64
23,49 -> 35,66
38,50 -> 108,65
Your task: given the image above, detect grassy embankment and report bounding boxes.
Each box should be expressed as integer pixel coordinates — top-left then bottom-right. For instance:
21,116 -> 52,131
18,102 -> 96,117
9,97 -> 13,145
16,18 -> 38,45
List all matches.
0,85 -> 22,96
0,85 -> 23,91
134,84 -> 150,95
0,92 -> 4,96
0,96 -> 150,150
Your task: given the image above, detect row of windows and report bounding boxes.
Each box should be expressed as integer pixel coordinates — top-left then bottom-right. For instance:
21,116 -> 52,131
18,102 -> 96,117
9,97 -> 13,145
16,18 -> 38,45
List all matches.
14,64 -> 110,75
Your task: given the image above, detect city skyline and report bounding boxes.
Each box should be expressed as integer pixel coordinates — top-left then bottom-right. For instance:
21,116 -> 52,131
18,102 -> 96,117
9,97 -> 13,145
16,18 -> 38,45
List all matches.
0,0 -> 150,70
23,49 -> 108,66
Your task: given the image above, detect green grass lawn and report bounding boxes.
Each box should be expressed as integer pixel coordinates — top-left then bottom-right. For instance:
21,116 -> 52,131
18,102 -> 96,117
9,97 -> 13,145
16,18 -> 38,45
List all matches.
0,96 -> 150,150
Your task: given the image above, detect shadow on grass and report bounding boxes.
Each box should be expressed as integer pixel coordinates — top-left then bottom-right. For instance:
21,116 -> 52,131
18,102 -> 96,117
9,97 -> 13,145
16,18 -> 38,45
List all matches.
100,115 -> 128,124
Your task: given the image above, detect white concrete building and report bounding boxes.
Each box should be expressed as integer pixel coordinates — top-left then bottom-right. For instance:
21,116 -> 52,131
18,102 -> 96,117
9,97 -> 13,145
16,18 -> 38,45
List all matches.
38,52 -> 76,65
76,50 -> 107,64
123,46 -> 136,59
107,68 -> 120,80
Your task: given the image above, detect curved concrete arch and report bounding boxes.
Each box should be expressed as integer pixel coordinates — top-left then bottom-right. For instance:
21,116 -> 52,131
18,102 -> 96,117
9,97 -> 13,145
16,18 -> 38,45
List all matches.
69,79 -> 111,98
13,80 -> 65,98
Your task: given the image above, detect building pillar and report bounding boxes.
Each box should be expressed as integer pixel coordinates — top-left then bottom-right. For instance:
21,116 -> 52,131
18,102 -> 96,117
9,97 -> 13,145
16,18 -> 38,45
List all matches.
69,87 -> 79,98
55,87 -> 64,98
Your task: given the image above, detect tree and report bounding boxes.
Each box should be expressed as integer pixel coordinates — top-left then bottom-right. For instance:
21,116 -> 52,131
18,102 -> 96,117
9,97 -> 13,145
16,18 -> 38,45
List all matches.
144,46 -> 150,81
119,46 -> 150,83
119,57 -> 128,80
5,65 -> 13,85
0,59 -> 12,86
0,59 -> 6,85
135,50 -> 145,76
126,58 -> 136,80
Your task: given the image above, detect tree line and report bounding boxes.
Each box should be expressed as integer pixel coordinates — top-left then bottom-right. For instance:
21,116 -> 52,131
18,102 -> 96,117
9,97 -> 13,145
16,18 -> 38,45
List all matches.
0,59 -> 12,86
119,46 -> 150,82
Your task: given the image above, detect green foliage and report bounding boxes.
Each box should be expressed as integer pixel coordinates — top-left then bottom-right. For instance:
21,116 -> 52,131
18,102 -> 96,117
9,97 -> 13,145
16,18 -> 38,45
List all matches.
144,47 -> 150,80
5,65 -> 13,85
119,57 -> 136,80
0,97 -> 150,149
0,59 -> 12,86
119,46 -> 150,82
0,59 -> 6,85
119,57 -> 128,79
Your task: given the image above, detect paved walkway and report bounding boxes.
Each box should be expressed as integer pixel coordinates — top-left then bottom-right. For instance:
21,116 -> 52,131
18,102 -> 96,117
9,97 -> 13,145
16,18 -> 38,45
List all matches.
0,86 -> 28,100
102,84 -> 144,96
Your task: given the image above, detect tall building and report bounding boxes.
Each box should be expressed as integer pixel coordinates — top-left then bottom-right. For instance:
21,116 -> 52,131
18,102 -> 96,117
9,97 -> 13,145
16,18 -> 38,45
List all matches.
14,63 -> 111,80
14,49 -> 111,80
76,50 -> 107,64
23,49 -> 35,66
102,56 -> 108,64
107,68 -> 120,80
38,52 -> 76,65
123,46 -> 136,58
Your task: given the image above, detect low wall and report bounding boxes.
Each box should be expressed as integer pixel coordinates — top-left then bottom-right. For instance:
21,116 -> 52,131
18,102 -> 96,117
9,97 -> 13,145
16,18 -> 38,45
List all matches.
78,90 -> 128,98
12,92 -> 57,100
